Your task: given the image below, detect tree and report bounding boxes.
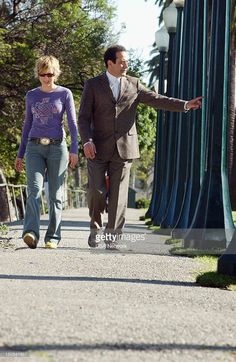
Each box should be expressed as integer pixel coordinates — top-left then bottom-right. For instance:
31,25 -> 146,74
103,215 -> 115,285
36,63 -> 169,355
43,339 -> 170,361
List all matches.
133,104 -> 157,193
0,0 -> 117,182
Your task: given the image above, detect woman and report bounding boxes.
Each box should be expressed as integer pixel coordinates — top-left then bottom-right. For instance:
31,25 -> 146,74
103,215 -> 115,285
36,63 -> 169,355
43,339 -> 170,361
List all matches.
15,55 -> 78,249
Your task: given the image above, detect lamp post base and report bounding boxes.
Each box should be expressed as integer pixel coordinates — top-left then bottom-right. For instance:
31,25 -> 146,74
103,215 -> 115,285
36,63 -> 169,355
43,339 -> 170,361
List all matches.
183,228 -> 228,250
217,232 -> 236,276
217,254 -> 236,276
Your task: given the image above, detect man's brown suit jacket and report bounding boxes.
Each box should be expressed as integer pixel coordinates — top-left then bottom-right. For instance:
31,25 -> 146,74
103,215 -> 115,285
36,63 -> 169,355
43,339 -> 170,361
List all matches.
78,73 -> 186,160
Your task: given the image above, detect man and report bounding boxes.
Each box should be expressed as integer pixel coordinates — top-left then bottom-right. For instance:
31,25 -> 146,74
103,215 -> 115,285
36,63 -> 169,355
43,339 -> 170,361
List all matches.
78,45 -> 202,249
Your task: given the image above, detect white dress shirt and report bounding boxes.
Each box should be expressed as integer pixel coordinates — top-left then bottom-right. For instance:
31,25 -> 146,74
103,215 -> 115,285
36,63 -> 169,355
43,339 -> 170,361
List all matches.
106,71 -> 121,101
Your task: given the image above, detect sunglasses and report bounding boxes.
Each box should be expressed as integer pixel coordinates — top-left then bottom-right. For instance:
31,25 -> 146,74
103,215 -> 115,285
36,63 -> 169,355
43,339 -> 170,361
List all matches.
39,73 -> 55,77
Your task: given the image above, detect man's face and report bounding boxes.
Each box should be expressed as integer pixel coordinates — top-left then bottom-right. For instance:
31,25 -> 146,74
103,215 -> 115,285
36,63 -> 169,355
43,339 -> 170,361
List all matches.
108,51 -> 128,77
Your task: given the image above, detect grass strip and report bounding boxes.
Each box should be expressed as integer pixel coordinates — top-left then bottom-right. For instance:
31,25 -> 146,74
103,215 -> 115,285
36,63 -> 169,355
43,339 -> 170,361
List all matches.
195,256 -> 236,291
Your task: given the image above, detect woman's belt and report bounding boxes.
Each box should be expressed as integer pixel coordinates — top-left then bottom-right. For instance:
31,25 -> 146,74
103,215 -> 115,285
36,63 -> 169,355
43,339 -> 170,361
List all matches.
29,137 -> 63,145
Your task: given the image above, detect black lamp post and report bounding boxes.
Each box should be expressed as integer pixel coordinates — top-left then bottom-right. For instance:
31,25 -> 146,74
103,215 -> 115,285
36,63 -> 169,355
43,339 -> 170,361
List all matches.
184,0 -> 234,250
171,0 -> 203,236
152,2 -> 178,226
217,0 -> 236,276
161,0 -> 189,229
155,1 -> 185,228
146,26 -> 169,220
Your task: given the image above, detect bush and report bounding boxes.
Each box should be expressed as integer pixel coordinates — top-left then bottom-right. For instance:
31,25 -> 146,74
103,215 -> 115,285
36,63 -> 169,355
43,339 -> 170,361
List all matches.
135,198 -> 150,209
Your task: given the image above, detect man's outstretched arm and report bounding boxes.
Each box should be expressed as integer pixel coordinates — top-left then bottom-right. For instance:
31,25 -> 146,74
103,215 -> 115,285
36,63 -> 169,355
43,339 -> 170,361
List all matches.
137,80 -> 202,112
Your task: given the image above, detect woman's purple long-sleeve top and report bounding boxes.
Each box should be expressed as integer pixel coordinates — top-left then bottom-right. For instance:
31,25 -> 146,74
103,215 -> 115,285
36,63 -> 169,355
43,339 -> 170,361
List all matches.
17,86 -> 78,158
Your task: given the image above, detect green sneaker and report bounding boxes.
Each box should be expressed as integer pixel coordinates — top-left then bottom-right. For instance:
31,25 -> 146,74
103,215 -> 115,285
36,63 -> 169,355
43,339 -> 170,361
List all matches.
45,241 -> 58,249
23,232 -> 38,249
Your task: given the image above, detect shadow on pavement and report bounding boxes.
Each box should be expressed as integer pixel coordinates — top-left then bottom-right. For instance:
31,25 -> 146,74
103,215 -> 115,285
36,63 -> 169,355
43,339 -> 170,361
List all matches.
2,342 -> 236,352
0,274 -> 197,287
7,219 -> 171,237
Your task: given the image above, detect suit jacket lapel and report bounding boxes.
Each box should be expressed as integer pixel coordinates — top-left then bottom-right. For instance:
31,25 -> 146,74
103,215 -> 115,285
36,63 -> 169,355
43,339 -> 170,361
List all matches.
99,73 -> 129,103
118,76 -> 129,102
99,73 -> 116,101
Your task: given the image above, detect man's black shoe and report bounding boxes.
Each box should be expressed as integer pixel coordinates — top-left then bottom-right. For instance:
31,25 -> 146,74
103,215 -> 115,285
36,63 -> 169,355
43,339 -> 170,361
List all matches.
88,233 -> 99,248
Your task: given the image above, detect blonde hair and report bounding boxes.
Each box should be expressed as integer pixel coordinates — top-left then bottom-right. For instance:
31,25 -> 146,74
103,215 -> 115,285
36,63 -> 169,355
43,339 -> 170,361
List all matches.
34,55 -> 61,80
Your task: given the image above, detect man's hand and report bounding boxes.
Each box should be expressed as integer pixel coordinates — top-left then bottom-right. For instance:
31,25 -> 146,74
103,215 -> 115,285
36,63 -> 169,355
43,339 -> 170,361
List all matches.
186,96 -> 203,110
69,153 -> 78,169
83,141 -> 96,159
15,158 -> 24,172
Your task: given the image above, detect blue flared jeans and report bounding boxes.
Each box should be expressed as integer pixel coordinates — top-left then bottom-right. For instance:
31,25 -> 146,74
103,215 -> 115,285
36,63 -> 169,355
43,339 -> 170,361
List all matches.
23,140 -> 68,243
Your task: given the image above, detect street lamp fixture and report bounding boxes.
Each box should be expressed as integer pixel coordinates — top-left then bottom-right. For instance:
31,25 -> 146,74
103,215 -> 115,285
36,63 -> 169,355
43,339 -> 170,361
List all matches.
163,2 -> 178,33
173,0 -> 185,8
155,26 -> 169,52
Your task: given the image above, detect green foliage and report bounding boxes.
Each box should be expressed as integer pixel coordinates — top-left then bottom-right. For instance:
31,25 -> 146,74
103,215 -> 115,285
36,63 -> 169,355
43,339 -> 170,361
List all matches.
196,271 -> 236,291
145,47 -> 168,88
139,215 -> 147,221
136,104 -> 157,156
170,247 -> 224,257
148,225 -> 170,235
135,198 -> 150,209
232,211 -> 236,224
127,53 -> 157,192
0,224 -> 9,236
195,255 -> 219,268
195,256 -> 236,290
0,223 -> 14,249
129,54 -> 157,183
195,256 -> 235,290
165,238 -> 182,245
127,50 -> 145,78
132,103 -> 157,191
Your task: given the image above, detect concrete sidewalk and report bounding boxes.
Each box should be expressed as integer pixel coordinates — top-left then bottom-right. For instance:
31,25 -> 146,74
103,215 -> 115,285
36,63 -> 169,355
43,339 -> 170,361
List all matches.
0,208 -> 236,362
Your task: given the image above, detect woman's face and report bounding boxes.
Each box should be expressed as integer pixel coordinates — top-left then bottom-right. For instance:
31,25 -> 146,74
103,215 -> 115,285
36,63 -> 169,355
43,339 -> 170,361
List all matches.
38,67 -> 56,87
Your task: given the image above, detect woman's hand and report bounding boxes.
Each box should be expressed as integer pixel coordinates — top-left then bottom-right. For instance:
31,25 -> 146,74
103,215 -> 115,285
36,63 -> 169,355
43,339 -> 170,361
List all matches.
15,158 -> 24,172
69,153 -> 78,169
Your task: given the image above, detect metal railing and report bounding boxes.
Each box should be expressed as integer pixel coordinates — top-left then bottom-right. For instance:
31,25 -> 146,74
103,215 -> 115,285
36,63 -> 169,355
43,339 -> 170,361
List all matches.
66,188 -> 87,209
0,183 -> 87,222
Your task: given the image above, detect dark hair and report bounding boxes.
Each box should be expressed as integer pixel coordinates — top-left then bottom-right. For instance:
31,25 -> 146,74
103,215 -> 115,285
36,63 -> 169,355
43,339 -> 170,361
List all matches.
104,45 -> 127,67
